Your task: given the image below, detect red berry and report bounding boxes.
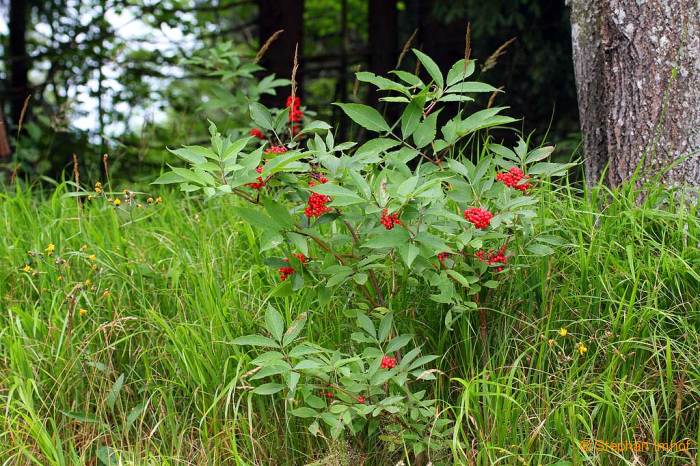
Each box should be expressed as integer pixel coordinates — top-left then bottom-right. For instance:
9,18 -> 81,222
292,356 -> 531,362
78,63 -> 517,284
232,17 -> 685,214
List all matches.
464,208 -> 493,230
380,355 -> 397,369
249,128 -> 266,140
265,145 -> 288,156
245,165 -> 266,189
278,266 -> 294,281
305,192 -> 331,218
325,391 -> 334,399
437,252 -> 450,265
380,208 -> 401,230
357,395 -> 366,404
496,167 -> 531,192
286,95 -> 304,123
475,244 -> 508,269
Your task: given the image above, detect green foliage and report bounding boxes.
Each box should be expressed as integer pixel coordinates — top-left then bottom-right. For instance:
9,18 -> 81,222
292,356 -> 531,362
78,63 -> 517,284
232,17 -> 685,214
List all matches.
156,50 -> 572,454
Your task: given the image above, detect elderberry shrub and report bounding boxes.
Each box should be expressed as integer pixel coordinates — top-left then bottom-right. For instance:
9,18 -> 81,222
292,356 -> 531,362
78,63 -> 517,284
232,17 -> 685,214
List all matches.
156,50 -> 571,457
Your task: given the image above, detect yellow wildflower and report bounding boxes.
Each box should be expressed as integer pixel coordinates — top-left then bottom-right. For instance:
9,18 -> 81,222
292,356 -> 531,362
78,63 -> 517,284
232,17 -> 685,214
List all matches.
113,198 -> 121,206
577,342 -> 588,355
79,308 -> 88,317
137,203 -> 143,208
155,196 -> 162,204
80,244 -> 88,251
84,279 -> 92,286
95,181 -> 102,193
45,243 -> 56,255
22,264 -> 32,273
88,254 -> 97,261
147,197 -> 154,204
102,290 -> 111,298
57,275 -> 64,281
558,328 -> 568,337
547,339 -> 555,347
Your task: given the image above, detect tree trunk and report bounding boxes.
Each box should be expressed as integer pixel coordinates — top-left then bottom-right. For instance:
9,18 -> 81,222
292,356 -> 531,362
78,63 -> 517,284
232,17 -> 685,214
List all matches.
0,105 -> 11,158
258,0 -> 304,105
9,0 -> 30,126
569,0 -> 700,187
368,0 -> 398,105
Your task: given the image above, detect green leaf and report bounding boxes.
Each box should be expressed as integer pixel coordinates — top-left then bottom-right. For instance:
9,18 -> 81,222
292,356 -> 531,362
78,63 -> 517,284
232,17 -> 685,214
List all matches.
355,138 -> 401,161
446,59 -> 475,86
527,162 -> 574,176
283,312 -> 307,347
249,102 -> 274,130
378,312 -> 393,342
291,407 -> 319,418
527,243 -> 555,256
234,207 -> 279,232
222,137 -> 252,162
357,313 -> 376,339
106,374 -> 124,410
265,306 -> 285,343
152,170 -> 184,185
447,81 -> 499,94
401,99 -> 423,139
362,228 -> 410,249
413,49 -> 443,88
386,334 -> 412,353
252,383 -> 285,395
356,71 -> 408,94
333,103 -> 390,133
168,146 -> 211,165
413,112 -> 438,149
262,196 -> 295,230
171,167 -> 215,187
231,334 -> 279,348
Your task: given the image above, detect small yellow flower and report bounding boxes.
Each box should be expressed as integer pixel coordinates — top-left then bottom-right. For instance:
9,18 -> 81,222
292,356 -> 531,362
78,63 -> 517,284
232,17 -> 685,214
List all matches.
80,244 -> 88,251
45,243 -> 56,255
87,195 -> 93,201
22,264 -> 32,273
57,275 -> 64,281
558,328 -> 568,337
102,290 -> 111,298
88,254 -> 97,261
576,342 -> 588,355
84,279 -> 92,286
137,203 -> 143,208
147,197 -> 154,204
113,198 -> 121,206
155,196 -> 162,204
95,181 -> 102,194
79,308 -> 88,317
547,339 -> 555,347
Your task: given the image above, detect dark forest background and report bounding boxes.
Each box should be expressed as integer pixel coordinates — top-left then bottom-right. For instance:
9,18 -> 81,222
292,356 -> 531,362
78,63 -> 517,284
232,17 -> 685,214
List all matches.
0,0 -> 579,182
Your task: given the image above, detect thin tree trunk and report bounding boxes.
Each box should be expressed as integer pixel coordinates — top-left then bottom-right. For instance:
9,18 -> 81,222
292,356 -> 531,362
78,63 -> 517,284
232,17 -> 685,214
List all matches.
0,105 -> 11,157
9,0 -> 30,125
368,0 -> 398,105
258,0 -> 304,105
570,0 -> 700,187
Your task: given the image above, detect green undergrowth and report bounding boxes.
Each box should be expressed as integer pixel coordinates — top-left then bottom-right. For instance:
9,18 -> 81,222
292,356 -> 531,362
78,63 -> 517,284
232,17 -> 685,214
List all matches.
0,179 -> 698,465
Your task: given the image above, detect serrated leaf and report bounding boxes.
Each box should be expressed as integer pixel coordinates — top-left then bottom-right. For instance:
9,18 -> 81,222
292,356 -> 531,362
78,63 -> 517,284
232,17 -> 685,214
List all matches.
334,103 -> 390,133
413,49 -> 443,88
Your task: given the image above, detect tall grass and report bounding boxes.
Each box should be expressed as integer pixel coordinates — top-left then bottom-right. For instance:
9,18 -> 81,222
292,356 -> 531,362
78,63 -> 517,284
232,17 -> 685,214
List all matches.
0,178 -> 698,465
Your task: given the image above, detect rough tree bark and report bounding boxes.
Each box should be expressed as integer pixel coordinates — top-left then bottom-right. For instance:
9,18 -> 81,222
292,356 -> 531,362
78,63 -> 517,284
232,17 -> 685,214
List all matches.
258,0 -> 304,106
569,0 -> 700,187
9,0 -> 30,125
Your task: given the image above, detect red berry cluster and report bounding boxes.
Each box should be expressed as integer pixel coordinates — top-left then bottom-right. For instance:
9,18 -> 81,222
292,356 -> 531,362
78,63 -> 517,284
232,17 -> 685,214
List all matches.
357,395 -> 366,404
249,128 -> 266,140
286,95 -> 304,134
245,166 -> 266,190
308,173 -> 329,187
464,207 -> 493,230
475,245 -> 508,272
380,208 -> 401,230
496,167 -> 530,192
265,145 -> 288,156
278,253 -> 307,281
437,251 -> 451,265
305,176 -> 331,218
380,355 -> 397,369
